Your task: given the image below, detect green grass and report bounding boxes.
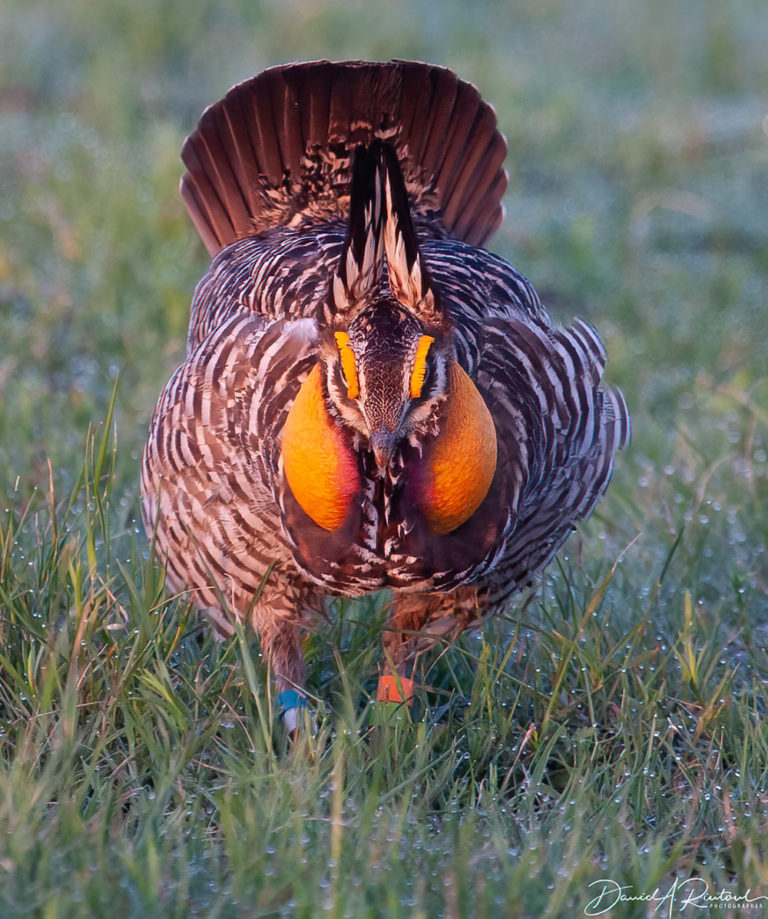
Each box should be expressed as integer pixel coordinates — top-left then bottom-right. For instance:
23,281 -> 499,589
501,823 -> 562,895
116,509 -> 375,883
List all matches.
1,0 -> 767,916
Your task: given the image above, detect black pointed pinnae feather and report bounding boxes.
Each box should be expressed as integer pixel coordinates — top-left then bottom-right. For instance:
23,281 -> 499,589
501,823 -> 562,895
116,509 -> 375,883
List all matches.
377,141 -> 420,272
341,143 -> 380,288
329,139 -> 442,323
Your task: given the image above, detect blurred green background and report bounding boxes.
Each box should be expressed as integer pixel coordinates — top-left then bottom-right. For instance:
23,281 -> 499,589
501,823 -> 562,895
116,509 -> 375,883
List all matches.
1,0 -> 767,915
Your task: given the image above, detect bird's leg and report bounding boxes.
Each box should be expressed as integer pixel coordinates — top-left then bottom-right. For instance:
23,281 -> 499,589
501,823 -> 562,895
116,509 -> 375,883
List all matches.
258,616 -> 308,731
247,573 -> 310,731
378,593 -> 436,705
379,589 -> 482,705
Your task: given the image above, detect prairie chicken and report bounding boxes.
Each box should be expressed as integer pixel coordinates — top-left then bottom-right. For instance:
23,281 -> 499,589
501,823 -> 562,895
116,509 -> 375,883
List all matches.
141,60 -> 629,727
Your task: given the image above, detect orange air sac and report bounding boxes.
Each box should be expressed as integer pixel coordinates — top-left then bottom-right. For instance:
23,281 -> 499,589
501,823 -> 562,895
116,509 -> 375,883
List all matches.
412,363 -> 497,534
282,364 -> 361,530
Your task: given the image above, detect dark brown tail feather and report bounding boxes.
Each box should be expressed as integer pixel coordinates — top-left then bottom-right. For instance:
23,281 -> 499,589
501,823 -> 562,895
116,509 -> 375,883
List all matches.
180,60 -> 508,256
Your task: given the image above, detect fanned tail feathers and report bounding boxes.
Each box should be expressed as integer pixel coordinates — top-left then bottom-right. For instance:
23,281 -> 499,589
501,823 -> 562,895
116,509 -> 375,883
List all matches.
180,60 -> 508,255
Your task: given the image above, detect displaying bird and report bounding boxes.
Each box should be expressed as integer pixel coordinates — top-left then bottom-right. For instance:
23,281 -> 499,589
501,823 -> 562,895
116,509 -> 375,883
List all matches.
141,60 -> 629,728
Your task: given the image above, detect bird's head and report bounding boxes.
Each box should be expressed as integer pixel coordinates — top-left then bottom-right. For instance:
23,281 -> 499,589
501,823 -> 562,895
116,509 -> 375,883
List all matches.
321,300 -> 449,473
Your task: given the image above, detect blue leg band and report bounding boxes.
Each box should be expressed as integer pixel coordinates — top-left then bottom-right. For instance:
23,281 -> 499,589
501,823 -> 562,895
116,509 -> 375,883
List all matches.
276,690 -> 309,713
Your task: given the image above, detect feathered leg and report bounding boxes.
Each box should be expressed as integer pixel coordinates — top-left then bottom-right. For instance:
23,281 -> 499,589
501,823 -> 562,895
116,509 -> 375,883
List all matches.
258,618 -> 308,731
248,578 -> 325,730
379,588 -> 482,704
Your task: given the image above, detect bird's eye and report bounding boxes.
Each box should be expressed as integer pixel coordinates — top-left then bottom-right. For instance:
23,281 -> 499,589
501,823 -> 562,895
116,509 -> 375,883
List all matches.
409,334 -> 435,399
334,331 -> 359,399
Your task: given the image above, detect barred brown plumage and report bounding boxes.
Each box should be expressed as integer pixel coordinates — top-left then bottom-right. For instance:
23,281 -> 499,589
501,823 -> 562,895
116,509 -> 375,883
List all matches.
141,60 -> 630,719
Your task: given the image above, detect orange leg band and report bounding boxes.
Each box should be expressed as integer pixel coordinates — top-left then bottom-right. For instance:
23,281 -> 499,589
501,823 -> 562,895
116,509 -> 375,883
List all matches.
376,674 -> 415,704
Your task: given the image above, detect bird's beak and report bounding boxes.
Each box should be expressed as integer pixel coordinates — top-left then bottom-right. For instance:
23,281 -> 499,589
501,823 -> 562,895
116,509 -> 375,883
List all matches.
370,428 -> 397,473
